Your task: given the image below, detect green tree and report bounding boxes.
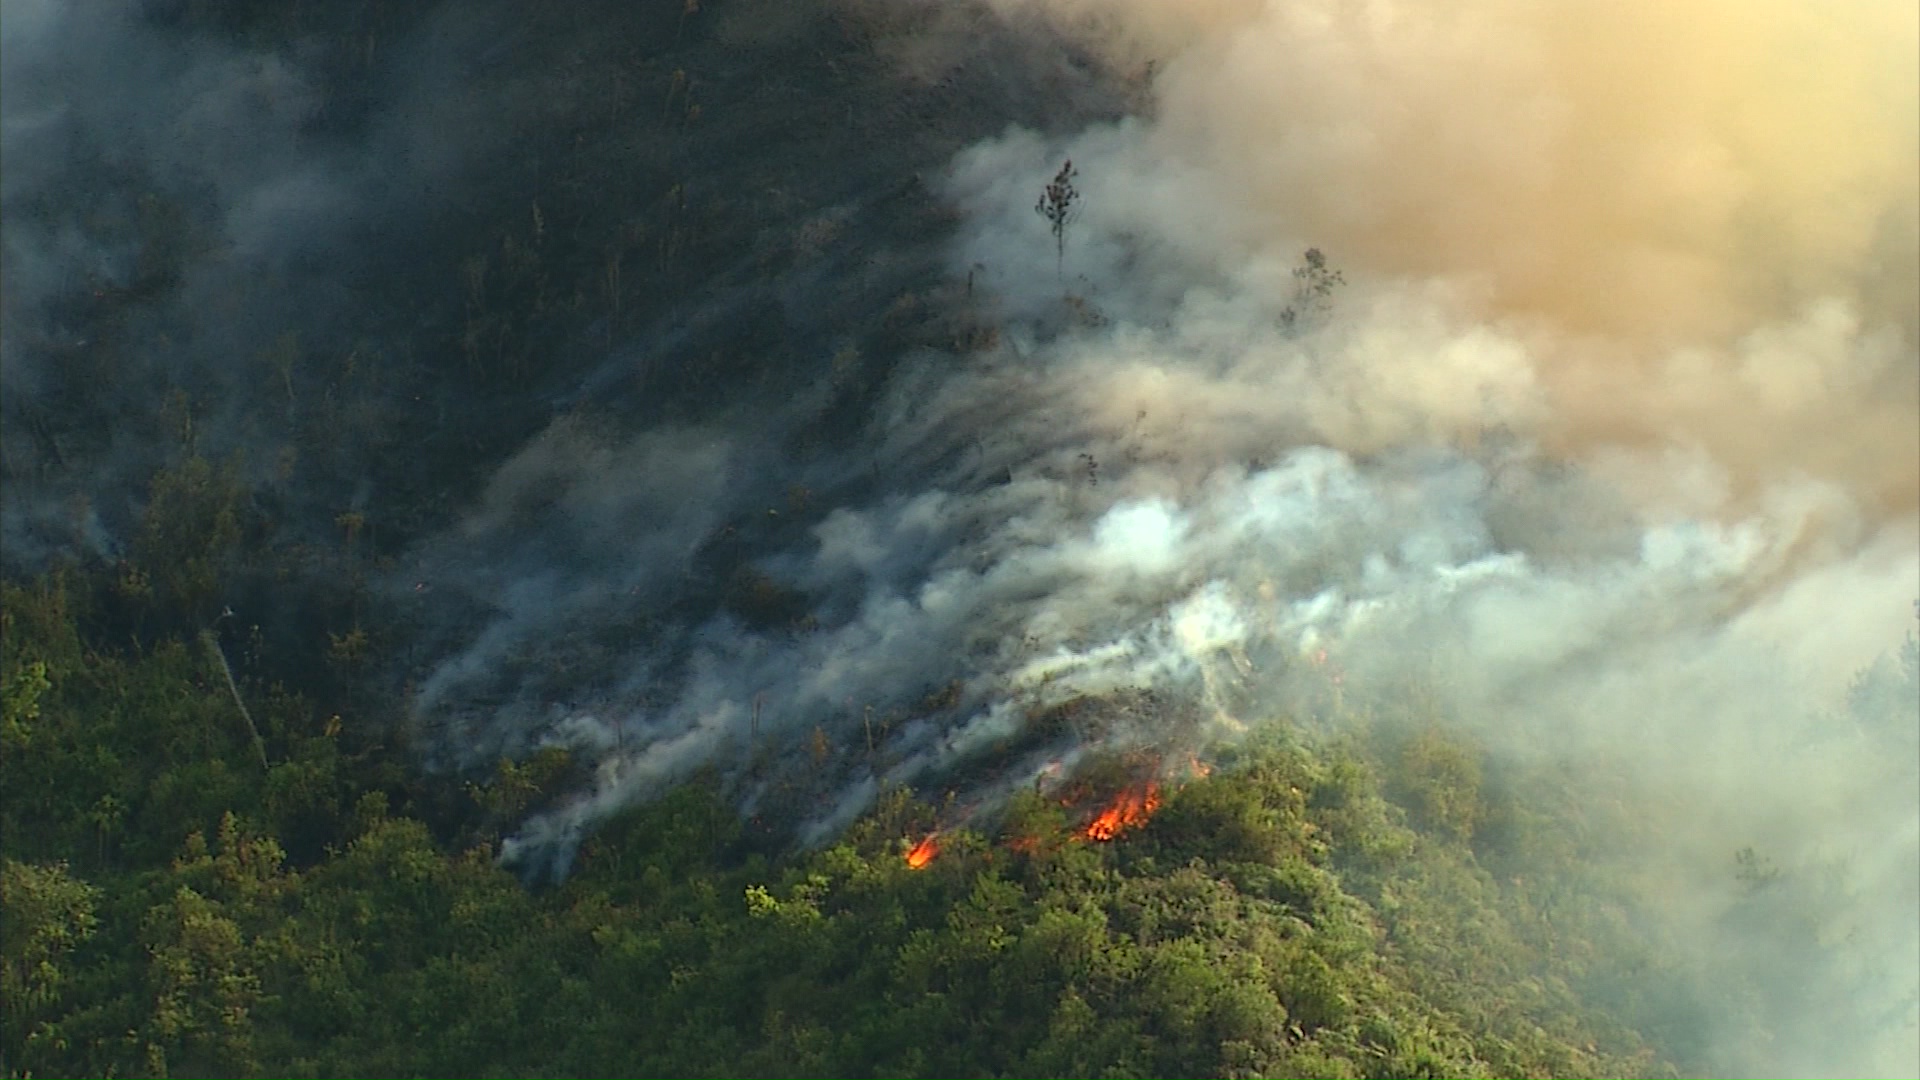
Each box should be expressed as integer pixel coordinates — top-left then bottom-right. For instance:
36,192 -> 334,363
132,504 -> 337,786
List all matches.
141,884 -> 262,1077
1393,726 -> 1484,842
1,859 -> 100,1074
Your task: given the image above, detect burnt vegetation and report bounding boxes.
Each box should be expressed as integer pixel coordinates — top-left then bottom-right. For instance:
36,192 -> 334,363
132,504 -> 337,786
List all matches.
2,2 -> 1913,1078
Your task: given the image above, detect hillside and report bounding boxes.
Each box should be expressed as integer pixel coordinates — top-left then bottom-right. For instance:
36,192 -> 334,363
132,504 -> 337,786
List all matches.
4,2 -> 1917,1077
6,569 -> 1916,1077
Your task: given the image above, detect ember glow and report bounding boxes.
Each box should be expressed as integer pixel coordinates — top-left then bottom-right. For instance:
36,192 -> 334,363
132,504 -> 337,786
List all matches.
1082,781 -> 1162,842
905,833 -> 941,869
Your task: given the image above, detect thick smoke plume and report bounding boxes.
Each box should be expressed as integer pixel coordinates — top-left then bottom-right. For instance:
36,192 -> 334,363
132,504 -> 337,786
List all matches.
481,3 -> 1916,1072
2,0 -> 552,568
979,0 -> 1919,503
4,1 -> 1914,1074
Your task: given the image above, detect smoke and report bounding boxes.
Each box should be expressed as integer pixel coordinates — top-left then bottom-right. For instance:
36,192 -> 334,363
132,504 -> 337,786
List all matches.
942,5 -> 1914,1072
475,2 -> 1917,1072
0,0 -> 538,568
978,0 -> 1918,499
941,4 -> 1919,1072
5,1 -> 1913,1073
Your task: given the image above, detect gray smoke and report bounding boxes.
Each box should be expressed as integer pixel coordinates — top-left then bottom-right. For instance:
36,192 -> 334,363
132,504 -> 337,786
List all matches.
478,3 -> 1915,1073
4,1 -> 1913,1074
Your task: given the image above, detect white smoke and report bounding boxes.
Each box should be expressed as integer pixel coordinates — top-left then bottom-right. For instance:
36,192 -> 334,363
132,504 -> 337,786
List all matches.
395,1 -> 1920,1071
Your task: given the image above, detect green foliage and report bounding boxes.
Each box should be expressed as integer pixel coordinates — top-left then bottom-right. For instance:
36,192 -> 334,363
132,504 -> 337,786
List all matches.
10,4 -> 1904,1071
469,747 -> 575,838
10,546 -> 1907,1077
141,883 -> 263,1077
1,659 -> 50,750
2,860 -> 100,1074
1,579 -> 350,872
1392,726 -> 1485,842
130,455 -> 248,627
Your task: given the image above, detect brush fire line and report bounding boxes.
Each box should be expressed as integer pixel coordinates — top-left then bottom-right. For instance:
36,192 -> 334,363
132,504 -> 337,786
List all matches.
905,776 -> 1170,867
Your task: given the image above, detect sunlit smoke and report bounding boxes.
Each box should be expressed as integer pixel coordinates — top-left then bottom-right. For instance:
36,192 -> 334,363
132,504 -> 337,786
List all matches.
972,0 -> 1919,509
388,2 -> 1912,1072
4,0 -> 1908,1072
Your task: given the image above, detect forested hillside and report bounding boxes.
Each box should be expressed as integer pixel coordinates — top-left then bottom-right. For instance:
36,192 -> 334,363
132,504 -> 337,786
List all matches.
4,1 -> 1917,1077
7,558 -> 1917,1077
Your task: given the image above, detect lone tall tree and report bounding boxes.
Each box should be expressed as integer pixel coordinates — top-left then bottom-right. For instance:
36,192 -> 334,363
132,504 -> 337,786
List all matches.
1034,160 -> 1079,279
1279,247 -> 1346,331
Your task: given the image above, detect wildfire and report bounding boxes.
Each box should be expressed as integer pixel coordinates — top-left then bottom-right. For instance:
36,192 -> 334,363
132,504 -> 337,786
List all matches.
1083,781 -> 1161,842
905,833 -> 940,869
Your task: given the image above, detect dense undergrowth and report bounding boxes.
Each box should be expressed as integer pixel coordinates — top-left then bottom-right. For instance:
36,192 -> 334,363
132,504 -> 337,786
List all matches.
6,3 -> 1917,1077
9,550 -> 1913,1078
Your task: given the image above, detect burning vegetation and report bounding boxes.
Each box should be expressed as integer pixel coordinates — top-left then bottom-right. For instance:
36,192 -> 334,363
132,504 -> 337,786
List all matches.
1082,780 -> 1162,842
905,833 -> 941,870
905,754 -> 1198,866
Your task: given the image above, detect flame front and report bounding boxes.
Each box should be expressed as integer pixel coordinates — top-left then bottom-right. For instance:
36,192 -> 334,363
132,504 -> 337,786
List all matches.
905,833 -> 940,869
1083,781 -> 1161,842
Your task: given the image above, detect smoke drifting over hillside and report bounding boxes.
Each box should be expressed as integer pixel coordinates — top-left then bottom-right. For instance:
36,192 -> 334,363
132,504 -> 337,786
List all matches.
4,1 -> 1914,1074
1,0 -> 560,570
486,3 -> 1916,1072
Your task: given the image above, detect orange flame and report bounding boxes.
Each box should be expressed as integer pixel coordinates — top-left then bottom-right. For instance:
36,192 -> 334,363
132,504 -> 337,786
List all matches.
905,833 -> 940,869
1083,781 -> 1161,842
1188,754 -> 1213,779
